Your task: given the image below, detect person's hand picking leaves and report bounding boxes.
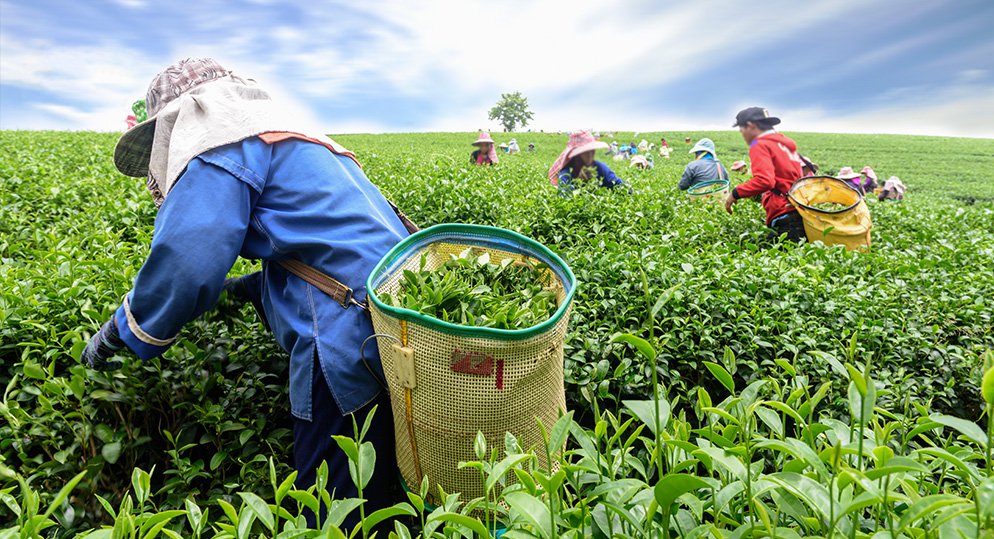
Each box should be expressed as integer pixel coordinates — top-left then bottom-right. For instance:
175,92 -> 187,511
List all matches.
80,318 -> 129,371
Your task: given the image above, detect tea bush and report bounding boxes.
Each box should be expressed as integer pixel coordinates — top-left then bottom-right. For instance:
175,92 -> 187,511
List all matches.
1,130 -> 993,536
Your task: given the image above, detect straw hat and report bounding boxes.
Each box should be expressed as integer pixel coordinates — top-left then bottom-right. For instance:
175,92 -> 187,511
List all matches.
547,130 -> 609,184
689,138 -> 717,157
731,160 -> 747,171
472,132 -> 495,146
836,166 -> 860,179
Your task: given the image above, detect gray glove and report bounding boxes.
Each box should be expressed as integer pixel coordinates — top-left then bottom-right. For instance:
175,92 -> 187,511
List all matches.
81,318 -> 127,371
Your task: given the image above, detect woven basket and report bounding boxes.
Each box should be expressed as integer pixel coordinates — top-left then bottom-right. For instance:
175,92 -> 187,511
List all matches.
366,224 -> 576,505
687,179 -> 730,201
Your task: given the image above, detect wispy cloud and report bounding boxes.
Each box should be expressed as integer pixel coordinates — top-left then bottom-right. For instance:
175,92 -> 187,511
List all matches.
1,0 -> 992,137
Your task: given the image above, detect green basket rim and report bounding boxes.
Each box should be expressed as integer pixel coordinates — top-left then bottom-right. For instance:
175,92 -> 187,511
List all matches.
688,179 -> 730,196
366,224 -> 577,341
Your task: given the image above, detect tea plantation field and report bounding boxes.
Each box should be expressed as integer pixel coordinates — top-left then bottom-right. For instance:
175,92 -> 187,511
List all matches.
1,130 -> 993,536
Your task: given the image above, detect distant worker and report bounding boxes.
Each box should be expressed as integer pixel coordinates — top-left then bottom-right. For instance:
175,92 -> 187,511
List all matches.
527,143 -> 536,152
508,139 -> 520,154
725,107 -> 806,242
609,141 -> 619,155
679,138 -> 729,191
498,142 -> 509,153
684,136 -> 692,144
549,131 -> 629,195
659,137 -> 671,158
837,166 -> 873,195
731,160 -> 748,174
471,132 -> 499,165
860,166 -> 878,191
878,176 -> 907,201
630,154 -> 654,170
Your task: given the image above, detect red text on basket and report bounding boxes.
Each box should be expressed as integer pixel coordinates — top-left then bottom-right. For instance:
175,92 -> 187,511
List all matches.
449,349 -> 505,390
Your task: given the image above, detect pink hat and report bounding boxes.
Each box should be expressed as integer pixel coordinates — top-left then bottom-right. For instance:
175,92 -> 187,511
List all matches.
547,131 -> 610,184
472,132 -> 495,146
836,166 -> 860,179
860,166 -> 877,180
731,160 -> 747,171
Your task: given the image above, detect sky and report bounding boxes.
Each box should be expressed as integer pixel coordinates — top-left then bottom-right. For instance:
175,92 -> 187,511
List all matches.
1,0 -> 993,138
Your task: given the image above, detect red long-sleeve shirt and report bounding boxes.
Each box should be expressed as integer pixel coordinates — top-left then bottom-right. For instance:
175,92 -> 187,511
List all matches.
733,132 -> 803,224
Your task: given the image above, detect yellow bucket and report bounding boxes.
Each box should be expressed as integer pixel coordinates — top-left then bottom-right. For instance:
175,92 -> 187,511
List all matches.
787,176 -> 873,250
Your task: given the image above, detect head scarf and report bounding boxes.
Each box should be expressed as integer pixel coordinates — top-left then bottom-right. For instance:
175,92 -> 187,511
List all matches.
142,75 -> 354,207
475,143 -> 498,165
548,131 -> 609,185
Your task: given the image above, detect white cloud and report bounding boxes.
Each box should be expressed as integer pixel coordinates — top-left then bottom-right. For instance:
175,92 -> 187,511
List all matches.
0,35 -> 156,130
1,0 -> 991,138
785,85 -> 994,138
0,31 -> 328,131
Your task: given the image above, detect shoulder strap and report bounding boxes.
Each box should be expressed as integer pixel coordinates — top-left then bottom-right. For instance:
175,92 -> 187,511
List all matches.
277,200 -> 420,310
278,259 -> 364,309
387,199 -> 421,235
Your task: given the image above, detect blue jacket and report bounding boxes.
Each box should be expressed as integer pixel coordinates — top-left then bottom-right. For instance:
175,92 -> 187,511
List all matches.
557,160 -> 627,195
113,137 -> 409,419
679,155 -> 729,191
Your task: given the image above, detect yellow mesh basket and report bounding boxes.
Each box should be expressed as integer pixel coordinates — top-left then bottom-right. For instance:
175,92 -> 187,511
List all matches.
787,176 -> 873,250
365,224 -> 576,506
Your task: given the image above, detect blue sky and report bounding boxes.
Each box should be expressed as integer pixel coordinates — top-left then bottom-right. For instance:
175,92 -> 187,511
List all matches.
1,0 -> 992,137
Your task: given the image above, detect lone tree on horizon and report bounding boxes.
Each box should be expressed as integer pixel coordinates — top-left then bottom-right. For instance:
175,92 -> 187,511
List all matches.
488,91 -> 534,132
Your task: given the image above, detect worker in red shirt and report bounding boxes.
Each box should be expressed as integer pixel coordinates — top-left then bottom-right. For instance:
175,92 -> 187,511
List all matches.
725,107 -> 806,242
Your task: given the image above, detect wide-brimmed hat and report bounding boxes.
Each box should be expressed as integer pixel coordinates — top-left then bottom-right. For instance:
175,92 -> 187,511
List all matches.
472,132 -> 495,146
689,138 -> 717,157
836,166 -> 861,179
731,160 -> 747,171
547,130 -> 610,184
114,58 -> 231,177
562,130 -> 609,159
860,166 -> 877,180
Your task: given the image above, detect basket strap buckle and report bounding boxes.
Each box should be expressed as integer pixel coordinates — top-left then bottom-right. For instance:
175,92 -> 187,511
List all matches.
277,259 -> 367,310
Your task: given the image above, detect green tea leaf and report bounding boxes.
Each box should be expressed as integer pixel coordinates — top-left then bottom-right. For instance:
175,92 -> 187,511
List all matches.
703,361 -> 735,393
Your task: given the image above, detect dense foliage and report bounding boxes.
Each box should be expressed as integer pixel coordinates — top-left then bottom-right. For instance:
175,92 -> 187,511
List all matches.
1,130 -> 993,536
